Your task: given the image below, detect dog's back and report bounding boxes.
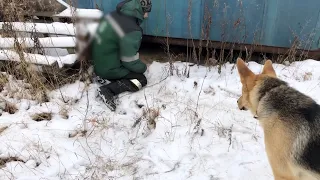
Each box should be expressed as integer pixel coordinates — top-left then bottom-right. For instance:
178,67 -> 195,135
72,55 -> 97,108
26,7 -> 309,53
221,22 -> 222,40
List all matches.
258,76 -> 320,179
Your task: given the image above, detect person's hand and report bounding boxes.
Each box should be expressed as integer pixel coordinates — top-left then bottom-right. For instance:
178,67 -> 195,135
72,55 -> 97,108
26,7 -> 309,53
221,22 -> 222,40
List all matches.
143,13 -> 149,18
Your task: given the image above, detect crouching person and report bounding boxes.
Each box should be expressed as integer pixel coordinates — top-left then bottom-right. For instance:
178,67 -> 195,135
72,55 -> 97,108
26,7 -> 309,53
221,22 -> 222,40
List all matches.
91,0 -> 152,111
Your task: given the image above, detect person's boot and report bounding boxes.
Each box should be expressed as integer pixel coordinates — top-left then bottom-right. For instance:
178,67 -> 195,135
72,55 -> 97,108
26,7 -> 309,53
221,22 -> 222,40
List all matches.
97,78 -> 145,111
108,79 -> 141,93
97,85 -> 117,111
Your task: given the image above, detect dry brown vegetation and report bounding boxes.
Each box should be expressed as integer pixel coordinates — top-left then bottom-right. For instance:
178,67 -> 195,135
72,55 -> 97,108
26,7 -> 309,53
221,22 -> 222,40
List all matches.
31,112 -> 52,121
0,0 -> 91,104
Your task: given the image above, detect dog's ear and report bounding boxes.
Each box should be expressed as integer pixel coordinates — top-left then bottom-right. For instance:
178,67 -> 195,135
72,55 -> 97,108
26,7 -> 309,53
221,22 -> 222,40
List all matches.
262,59 -> 277,77
236,58 -> 255,83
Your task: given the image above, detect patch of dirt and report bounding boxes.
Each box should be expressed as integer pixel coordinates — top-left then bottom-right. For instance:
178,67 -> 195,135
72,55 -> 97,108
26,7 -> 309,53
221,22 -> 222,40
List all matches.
303,72 -> 312,81
31,112 -> 52,121
139,43 -> 187,65
59,108 -> 69,119
4,101 -> 18,114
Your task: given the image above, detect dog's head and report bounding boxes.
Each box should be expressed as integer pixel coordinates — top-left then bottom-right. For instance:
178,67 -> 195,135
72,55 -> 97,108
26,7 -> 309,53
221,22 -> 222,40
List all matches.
236,58 -> 277,113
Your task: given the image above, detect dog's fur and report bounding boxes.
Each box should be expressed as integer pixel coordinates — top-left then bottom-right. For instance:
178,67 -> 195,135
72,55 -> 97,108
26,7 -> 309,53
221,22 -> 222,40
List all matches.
236,58 -> 320,180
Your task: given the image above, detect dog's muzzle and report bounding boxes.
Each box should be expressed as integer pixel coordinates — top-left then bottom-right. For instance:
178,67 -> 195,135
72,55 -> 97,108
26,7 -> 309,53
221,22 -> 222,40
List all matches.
237,99 -> 247,110
240,107 -> 246,110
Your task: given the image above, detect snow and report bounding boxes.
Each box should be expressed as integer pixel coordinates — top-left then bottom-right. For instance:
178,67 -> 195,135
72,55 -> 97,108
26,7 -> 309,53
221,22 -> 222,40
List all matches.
0,59 -> 320,180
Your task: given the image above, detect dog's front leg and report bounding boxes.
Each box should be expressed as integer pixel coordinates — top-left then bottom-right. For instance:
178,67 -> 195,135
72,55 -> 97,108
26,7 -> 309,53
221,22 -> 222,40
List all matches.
262,119 -> 296,180
273,175 -> 296,180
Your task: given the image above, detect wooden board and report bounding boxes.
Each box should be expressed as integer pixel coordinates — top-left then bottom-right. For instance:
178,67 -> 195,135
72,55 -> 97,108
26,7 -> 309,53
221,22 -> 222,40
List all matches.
0,37 -> 76,49
0,22 -> 76,36
0,49 -> 77,67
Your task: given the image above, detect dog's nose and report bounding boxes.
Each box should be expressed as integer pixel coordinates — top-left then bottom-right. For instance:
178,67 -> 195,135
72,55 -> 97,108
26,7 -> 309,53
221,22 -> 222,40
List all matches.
240,107 -> 245,110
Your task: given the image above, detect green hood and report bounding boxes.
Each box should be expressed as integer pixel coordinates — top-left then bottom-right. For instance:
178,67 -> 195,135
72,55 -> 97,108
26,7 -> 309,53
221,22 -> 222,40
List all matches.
116,0 -> 145,23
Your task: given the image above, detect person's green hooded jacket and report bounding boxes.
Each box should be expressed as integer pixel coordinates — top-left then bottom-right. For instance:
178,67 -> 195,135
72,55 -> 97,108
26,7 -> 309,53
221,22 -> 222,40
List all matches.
91,0 -> 148,79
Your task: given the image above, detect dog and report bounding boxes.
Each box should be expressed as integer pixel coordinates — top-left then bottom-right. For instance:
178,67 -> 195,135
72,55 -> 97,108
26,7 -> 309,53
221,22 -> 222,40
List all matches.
236,58 -> 320,180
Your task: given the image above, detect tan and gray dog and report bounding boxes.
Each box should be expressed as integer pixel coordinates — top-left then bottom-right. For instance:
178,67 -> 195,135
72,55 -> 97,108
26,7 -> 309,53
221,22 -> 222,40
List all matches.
236,58 -> 320,180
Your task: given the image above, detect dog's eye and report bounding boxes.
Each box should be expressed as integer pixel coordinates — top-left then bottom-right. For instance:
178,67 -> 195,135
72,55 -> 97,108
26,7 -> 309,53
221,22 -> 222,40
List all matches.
237,100 -> 239,103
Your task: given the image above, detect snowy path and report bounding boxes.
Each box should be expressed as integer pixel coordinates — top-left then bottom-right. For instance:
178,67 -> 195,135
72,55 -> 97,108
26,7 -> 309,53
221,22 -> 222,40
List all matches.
0,60 -> 319,180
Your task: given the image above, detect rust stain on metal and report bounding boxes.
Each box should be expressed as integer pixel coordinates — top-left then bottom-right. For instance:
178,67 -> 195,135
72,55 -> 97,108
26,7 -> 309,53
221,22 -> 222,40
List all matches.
233,18 -> 241,28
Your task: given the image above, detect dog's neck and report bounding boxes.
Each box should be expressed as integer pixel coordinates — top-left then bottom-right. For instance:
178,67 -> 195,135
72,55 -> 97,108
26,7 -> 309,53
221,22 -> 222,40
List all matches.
257,77 -> 286,102
252,77 -> 287,119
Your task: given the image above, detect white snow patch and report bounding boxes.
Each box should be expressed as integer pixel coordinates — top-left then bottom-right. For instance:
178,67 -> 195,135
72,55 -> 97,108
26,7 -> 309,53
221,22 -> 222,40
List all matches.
0,59 -> 319,180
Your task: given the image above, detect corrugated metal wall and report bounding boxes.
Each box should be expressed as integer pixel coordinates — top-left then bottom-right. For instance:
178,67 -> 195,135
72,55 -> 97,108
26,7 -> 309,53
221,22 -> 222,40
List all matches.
66,0 -> 320,50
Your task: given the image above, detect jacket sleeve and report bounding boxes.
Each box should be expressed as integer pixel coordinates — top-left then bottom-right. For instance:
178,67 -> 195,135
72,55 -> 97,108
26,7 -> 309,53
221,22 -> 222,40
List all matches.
119,31 -> 147,74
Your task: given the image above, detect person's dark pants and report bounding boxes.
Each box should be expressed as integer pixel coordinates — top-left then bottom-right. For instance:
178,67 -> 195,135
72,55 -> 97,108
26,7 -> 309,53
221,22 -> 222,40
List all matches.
99,72 -> 147,97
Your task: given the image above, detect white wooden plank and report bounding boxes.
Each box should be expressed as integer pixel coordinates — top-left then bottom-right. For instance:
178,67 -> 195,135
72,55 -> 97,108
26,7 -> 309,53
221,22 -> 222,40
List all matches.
0,50 -> 77,68
0,22 -> 99,38
56,0 -> 70,9
0,49 -> 56,66
0,37 -> 76,48
54,8 -> 103,20
0,22 -> 76,36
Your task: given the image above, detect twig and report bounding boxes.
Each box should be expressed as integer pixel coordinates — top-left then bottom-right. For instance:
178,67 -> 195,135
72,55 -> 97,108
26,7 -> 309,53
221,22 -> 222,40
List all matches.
82,89 -> 89,134
0,126 -> 8,134
132,116 -> 143,128
218,85 -> 241,97
58,88 -> 67,103
144,89 -> 150,111
116,75 -> 169,100
196,73 -> 207,112
145,75 -> 169,88
227,124 -> 234,152
164,162 -> 180,173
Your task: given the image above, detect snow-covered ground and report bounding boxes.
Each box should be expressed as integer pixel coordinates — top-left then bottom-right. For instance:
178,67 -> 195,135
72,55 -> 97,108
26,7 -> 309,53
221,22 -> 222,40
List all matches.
0,59 -> 319,180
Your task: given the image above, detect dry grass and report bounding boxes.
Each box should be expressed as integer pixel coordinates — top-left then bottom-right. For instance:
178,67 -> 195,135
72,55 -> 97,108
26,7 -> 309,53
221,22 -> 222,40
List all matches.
4,100 -> 18,114
303,72 -> 313,81
0,126 -> 8,134
0,0 -> 91,104
142,107 -> 160,130
59,106 -> 70,119
0,0 -> 64,20
0,156 -> 25,168
0,73 -> 9,91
